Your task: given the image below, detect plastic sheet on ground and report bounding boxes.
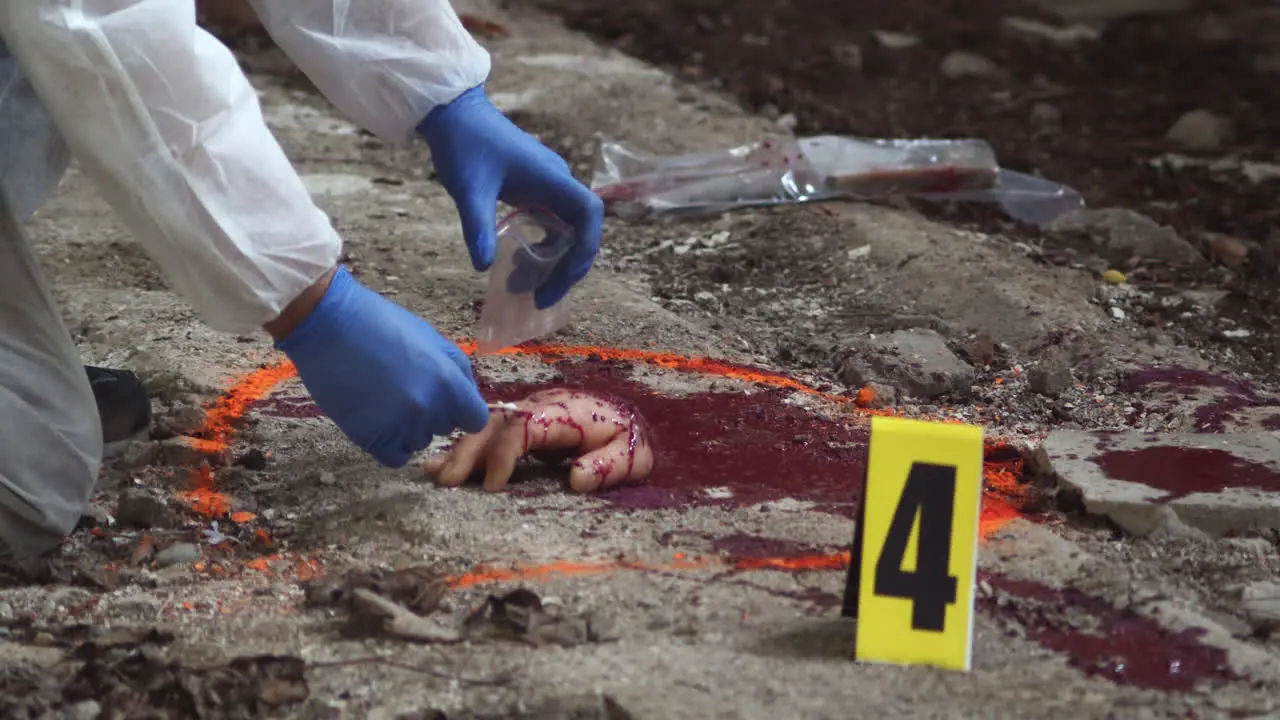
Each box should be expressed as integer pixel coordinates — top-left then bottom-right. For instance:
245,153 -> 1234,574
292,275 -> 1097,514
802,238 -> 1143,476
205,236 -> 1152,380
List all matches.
590,135 -> 1085,225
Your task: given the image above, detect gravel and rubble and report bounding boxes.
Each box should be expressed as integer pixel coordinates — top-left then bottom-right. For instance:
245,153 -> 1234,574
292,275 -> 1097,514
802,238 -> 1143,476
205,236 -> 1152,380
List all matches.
0,1 -> 1279,718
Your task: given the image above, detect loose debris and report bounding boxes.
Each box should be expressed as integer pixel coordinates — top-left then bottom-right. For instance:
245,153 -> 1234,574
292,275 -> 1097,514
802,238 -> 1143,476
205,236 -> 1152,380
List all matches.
348,589 -> 462,644
303,569 -> 615,648
305,567 -> 457,643
304,566 -> 449,616
0,625 -> 308,719
0,557 -> 119,592
1242,581 -> 1280,637
463,589 -> 618,648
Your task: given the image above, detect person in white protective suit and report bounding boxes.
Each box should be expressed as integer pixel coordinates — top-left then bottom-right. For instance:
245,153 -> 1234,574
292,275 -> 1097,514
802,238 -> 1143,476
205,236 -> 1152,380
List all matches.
0,2 -> 603,561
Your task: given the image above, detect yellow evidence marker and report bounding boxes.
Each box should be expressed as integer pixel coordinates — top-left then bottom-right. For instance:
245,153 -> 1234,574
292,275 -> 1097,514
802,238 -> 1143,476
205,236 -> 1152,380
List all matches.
847,416 -> 984,672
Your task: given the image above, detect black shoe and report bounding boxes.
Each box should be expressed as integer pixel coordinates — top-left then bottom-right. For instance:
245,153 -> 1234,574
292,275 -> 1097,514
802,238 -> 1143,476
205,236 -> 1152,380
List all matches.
85,365 -> 152,456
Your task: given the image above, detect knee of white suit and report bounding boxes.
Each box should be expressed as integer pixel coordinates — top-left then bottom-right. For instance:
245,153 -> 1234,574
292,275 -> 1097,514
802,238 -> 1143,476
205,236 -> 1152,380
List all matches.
0,386 -> 103,561
0,186 -> 100,562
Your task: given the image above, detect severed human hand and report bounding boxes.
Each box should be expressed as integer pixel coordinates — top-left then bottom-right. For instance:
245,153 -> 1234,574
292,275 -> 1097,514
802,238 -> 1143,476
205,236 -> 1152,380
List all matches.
424,388 -> 654,493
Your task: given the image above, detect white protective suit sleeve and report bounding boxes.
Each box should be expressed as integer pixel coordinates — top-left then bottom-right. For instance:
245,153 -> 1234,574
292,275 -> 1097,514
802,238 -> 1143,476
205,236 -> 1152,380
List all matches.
0,2 -> 340,333
246,0 -> 492,146
0,2 -> 488,333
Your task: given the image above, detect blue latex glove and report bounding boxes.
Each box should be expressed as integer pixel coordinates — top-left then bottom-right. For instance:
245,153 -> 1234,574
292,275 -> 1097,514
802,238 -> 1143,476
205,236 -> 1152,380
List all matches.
418,85 -> 603,310
274,266 -> 489,468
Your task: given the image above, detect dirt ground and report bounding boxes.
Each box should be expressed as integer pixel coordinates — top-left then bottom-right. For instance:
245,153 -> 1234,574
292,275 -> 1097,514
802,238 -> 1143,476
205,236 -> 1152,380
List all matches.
538,0 -> 1280,377
2,1 -> 1280,718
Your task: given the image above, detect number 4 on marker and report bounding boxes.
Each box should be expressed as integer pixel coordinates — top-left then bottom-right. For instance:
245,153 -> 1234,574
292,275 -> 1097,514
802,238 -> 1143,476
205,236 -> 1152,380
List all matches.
843,416 -> 984,672
874,462 -> 959,632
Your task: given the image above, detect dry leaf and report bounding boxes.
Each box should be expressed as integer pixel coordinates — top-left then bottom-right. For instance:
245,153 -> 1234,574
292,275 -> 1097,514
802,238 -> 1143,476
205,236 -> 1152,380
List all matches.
303,566 -> 448,616
62,630 -> 308,717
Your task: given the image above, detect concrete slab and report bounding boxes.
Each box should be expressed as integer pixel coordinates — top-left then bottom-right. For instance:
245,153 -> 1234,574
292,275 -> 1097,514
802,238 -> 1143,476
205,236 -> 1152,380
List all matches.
1042,430 -> 1280,537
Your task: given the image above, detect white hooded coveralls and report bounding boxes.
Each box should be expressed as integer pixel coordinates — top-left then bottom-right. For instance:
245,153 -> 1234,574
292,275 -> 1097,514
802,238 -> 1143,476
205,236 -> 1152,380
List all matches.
0,1 -> 490,559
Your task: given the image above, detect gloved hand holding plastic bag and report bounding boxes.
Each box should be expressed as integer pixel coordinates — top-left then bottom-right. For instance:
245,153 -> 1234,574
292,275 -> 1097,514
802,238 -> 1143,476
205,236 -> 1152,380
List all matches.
418,86 -> 604,310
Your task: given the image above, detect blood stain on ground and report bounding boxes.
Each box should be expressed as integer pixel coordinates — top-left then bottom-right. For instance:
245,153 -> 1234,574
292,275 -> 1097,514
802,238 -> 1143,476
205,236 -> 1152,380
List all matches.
241,353 -> 1030,528
1091,446 -> 1280,501
981,572 -> 1235,692
1120,368 -> 1280,433
480,359 -> 868,515
657,530 -> 846,568
707,532 -> 839,558
1120,368 -> 1254,396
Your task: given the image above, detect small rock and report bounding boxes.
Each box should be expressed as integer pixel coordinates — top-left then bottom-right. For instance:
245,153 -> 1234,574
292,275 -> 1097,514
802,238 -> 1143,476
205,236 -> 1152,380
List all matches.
872,30 -> 920,49
115,440 -> 159,468
1165,109 -> 1235,151
940,51 -> 1002,79
0,601 -> 13,620
1001,16 -> 1101,45
693,291 -> 718,307
837,360 -> 867,388
1241,581 -> 1280,632
66,700 -> 102,720
109,593 -> 162,620
1206,233 -> 1250,269
115,491 -> 172,529
586,609 -> 620,642
157,404 -> 206,436
1179,288 -> 1229,307
1028,350 -> 1073,397
865,382 -> 898,409
155,542 -> 201,568
963,332 -> 996,367
844,329 -> 975,400
49,587 -> 94,608
77,503 -> 113,529
831,43 -> 862,71
1046,208 -> 1204,265
1029,102 -> 1062,128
